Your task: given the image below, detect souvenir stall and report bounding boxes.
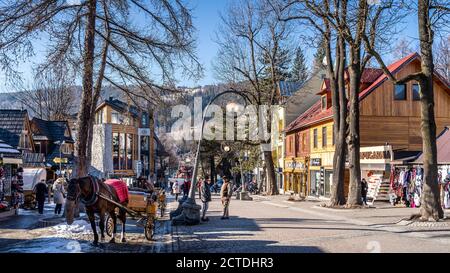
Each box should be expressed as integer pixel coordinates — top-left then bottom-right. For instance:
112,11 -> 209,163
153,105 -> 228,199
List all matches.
413,127 -> 450,209
390,127 -> 450,208
0,139 -> 23,218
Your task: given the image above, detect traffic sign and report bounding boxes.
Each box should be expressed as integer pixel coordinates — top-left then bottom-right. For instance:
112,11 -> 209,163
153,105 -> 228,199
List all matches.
53,157 -> 68,164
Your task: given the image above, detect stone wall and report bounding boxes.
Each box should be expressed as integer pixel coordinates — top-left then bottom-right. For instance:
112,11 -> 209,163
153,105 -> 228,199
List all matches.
90,124 -> 113,178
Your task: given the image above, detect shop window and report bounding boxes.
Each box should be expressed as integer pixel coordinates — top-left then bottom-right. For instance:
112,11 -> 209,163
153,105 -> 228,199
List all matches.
412,84 -> 421,101
313,129 -> 318,148
113,133 -> 119,169
127,134 -> 133,170
394,84 -> 407,100
322,127 -> 327,148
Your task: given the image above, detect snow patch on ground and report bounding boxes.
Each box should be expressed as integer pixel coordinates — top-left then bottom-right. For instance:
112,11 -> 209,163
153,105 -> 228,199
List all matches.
51,219 -> 93,237
6,237 -> 93,253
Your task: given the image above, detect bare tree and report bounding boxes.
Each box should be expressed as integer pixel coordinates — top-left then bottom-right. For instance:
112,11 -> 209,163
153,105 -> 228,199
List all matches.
0,0 -> 202,176
14,68 -> 76,120
271,0 -> 349,205
434,35 -> 450,82
393,38 -> 416,58
365,0 -> 449,220
213,0 -> 297,195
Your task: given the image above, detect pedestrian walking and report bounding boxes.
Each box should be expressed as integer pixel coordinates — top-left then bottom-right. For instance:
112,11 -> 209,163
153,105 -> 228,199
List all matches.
183,179 -> 191,197
220,175 -> 233,220
52,177 -> 66,215
201,176 -> 212,221
361,178 -> 368,205
34,180 -> 47,214
172,180 -> 181,201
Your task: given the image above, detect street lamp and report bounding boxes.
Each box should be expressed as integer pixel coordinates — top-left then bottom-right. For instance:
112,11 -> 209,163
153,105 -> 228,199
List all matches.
239,150 -> 252,201
54,140 -> 66,177
171,89 -> 257,226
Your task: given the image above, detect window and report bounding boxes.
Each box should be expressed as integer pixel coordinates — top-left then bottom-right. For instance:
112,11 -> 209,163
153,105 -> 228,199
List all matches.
412,84 -> 421,101
111,112 -> 120,124
113,133 -> 119,169
322,127 -> 327,148
127,134 -> 133,170
394,84 -> 407,100
313,129 -> 318,148
321,96 -> 327,110
96,109 -> 103,124
302,133 -> 306,152
332,124 -> 335,146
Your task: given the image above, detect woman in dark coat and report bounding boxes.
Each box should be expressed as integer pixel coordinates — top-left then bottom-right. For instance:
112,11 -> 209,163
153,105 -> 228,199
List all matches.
200,176 -> 212,221
361,178 -> 369,205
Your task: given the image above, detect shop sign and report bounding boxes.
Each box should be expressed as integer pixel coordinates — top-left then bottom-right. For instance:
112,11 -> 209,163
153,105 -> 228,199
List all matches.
285,161 -> 305,171
310,158 -> 322,166
138,128 -> 151,136
360,146 -> 393,163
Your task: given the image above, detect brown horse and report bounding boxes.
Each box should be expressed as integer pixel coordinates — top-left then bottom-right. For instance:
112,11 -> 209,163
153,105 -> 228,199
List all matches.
65,176 -> 127,246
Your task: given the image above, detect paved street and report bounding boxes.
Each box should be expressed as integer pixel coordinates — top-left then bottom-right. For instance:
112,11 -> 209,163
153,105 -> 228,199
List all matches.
173,193 -> 450,253
1,193 -> 450,253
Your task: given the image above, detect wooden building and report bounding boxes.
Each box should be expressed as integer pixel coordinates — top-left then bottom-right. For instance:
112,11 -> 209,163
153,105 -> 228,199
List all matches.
92,97 -> 166,179
284,53 -> 450,199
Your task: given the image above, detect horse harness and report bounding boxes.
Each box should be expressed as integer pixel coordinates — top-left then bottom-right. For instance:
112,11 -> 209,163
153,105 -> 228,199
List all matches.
80,176 -> 100,207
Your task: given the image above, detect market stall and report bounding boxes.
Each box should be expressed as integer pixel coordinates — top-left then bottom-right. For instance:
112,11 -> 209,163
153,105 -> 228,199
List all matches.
0,139 -> 23,218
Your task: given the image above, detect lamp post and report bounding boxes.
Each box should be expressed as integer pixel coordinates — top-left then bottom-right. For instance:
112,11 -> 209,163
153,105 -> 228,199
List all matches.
54,140 -> 66,176
171,89 -> 257,226
239,150 -> 252,200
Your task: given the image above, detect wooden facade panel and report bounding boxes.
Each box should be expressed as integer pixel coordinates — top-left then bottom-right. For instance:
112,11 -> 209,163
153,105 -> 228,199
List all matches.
360,59 -> 450,118
360,116 -> 410,149
361,116 -> 450,151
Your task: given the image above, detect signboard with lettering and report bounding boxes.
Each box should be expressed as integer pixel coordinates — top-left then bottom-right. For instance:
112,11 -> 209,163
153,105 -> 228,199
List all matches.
138,128 -> 151,136
310,158 -> 322,166
53,157 -> 68,164
360,146 -> 393,164
285,161 -> 306,171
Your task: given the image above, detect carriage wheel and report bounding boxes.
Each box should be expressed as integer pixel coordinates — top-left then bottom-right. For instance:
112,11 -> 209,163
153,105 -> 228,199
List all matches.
105,215 -> 114,237
144,217 -> 155,241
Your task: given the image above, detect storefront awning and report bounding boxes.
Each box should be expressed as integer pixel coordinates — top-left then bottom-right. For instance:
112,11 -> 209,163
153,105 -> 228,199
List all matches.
414,127 -> 450,165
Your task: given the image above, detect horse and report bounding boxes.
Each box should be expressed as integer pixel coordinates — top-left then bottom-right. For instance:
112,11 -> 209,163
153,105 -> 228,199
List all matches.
65,176 -> 127,246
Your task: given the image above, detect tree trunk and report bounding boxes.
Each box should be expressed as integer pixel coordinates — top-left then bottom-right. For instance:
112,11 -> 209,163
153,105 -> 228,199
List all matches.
149,107 -> 155,180
346,62 -> 362,207
329,34 -> 347,206
417,0 -> 443,220
263,149 -> 278,195
74,0 -> 97,177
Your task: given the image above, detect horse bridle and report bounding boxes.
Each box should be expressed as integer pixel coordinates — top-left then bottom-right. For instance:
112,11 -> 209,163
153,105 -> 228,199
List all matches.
67,176 -> 99,206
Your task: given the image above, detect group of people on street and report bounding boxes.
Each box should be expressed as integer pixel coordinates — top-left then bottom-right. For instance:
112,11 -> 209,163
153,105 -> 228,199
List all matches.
33,176 -> 67,215
172,174 -> 233,221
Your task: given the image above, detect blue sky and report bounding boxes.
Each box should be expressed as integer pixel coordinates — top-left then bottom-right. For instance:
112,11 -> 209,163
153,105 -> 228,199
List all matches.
0,0 -> 421,93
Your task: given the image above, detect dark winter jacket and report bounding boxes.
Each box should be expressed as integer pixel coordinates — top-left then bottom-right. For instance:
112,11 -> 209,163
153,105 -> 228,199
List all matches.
34,182 -> 48,201
201,181 -> 212,203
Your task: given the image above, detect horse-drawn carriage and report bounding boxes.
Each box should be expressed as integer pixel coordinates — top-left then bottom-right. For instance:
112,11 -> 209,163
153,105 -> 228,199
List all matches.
104,187 -> 165,241
65,176 -> 167,245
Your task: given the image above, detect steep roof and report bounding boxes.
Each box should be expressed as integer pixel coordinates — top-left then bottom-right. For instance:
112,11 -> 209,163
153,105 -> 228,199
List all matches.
359,53 -> 420,100
0,139 -> 21,156
96,97 -> 146,119
414,127 -> 450,164
31,118 -> 74,143
0,109 -> 28,148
